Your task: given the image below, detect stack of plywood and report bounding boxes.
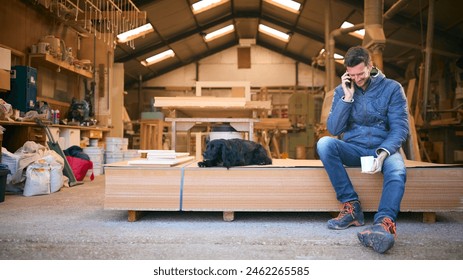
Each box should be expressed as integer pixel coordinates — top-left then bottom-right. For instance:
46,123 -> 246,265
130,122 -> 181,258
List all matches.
104,159 -> 463,221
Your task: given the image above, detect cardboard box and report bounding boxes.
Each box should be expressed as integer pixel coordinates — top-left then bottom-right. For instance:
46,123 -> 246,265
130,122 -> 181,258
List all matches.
0,69 -> 10,91
0,47 -> 11,70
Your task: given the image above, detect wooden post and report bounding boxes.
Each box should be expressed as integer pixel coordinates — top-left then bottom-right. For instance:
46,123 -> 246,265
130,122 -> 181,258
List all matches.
223,211 -> 235,222
128,210 -> 144,222
414,64 -> 425,126
422,212 -> 436,223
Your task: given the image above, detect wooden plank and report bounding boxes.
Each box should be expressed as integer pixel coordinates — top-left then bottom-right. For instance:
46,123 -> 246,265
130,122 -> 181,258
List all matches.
155,98 -> 271,118
259,129 -> 272,159
406,79 -> 416,113
154,97 -> 271,110
320,89 -> 334,125
414,64 -> 425,126
405,79 -> 422,161
254,118 -> 292,130
271,134 -> 281,159
156,96 -> 247,107
195,81 -> 251,100
104,160 -> 463,216
407,114 -> 421,161
429,118 -> 461,126
30,53 -> 93,78
127,156 -> 195,167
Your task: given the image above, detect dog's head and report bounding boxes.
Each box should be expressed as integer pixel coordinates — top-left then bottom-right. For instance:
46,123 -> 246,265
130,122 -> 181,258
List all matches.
198,139 -> 226,167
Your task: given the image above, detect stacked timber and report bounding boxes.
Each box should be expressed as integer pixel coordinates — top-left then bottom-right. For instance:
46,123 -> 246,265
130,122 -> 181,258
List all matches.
127,150 -> 194,167
105,159 -> 463,220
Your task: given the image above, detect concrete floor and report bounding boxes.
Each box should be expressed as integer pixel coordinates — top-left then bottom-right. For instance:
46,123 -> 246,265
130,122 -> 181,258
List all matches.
0,174 -> 462,260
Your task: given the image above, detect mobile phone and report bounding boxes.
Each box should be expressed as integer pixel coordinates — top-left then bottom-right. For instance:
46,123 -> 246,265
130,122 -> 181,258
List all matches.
345,77 -> 352,87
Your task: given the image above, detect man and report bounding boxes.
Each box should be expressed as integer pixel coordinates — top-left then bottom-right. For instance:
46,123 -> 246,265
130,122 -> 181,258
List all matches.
316,46 -> 409,254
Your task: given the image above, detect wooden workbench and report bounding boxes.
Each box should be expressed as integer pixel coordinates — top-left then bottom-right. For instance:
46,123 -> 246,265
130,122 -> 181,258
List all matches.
104,159 -> 463,222
165,117 -> 260,150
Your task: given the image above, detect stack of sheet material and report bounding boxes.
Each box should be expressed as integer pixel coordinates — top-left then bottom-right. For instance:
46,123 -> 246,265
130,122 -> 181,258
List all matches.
128,150 -> 194,167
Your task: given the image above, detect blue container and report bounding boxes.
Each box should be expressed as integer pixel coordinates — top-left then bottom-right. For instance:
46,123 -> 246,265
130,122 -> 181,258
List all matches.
7,65 -> 37,112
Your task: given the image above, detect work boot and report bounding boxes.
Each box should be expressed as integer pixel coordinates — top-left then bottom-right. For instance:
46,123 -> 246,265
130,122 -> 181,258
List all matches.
327,200 -> 365,230
357,217 -> 397,254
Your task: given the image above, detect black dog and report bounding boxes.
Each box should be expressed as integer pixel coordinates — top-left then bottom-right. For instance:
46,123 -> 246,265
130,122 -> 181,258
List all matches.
198,138 -> 272,168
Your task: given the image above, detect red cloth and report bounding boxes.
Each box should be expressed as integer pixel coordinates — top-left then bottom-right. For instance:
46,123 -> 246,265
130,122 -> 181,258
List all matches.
66,156 -> 94,181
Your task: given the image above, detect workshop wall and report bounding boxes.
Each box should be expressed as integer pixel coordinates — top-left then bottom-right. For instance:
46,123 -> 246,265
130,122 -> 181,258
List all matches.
143,45 -> 325,88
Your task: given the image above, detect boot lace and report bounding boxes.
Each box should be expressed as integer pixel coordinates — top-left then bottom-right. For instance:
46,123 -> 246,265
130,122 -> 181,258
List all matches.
381,217 -> 397,236
335,202 -> 354,220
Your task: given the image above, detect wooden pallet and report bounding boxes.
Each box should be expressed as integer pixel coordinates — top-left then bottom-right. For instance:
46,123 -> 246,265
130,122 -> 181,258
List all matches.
104,159 -> 463,222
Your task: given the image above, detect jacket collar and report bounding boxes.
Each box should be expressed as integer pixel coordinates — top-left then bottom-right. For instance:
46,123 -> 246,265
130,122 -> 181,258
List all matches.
362,66 -> 384,92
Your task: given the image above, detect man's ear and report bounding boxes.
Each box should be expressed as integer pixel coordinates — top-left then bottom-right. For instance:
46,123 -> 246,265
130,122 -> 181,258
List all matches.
368,61 -> 374,70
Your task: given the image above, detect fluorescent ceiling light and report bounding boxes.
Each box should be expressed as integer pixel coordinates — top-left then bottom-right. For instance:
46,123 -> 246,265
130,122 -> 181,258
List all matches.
192,0 -> 229,14
341,21 -> 365,39
319,48 -> 344,64
264,0 -> 301,13
334,53 -> 344,64
117,23 -> 154,43
141,49 -> 175,66
204,24 -> 234,41
258,24 -> 290,42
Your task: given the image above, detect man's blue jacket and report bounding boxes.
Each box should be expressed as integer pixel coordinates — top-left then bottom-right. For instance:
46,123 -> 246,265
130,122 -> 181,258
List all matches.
327,68 -> 409,155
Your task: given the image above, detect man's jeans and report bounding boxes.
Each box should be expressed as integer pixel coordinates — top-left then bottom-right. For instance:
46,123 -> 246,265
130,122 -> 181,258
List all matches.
317,136 -> 406,224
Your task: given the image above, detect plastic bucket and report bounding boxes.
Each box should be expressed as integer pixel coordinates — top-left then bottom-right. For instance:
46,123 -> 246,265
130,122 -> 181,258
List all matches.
0,168 -> 9,203
105,151 -> 124,164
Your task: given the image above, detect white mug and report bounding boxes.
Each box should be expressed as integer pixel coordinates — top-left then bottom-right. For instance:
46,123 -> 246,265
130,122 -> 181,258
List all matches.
361,156 -> 375,173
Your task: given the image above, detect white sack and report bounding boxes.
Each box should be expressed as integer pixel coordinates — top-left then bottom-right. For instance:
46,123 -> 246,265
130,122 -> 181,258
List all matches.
23,160 -> 51,197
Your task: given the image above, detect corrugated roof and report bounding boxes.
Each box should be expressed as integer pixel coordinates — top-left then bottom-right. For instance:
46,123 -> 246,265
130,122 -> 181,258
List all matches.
116,0 -> 463,88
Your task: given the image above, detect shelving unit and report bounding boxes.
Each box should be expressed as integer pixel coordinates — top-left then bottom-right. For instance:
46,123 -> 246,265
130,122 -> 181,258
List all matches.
28,53 -> 93,79
27,53 -> 94,119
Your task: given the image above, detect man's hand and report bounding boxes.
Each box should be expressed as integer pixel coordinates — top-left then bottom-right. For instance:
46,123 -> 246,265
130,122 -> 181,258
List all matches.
341,72 -> 354,102
365,151 -> 388,174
